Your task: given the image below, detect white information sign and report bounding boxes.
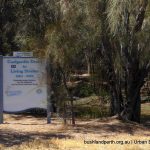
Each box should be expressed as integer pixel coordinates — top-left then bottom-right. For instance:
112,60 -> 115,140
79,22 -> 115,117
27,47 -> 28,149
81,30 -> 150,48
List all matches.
3,57 -> 47,112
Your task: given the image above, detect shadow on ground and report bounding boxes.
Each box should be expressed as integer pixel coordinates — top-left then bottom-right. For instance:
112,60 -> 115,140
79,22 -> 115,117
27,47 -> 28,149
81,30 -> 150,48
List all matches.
1,111 -> 149,148
0,129 -> 71,147
141,114 -> 150,127
67,115 -> 150,137
72,122 -> 149,136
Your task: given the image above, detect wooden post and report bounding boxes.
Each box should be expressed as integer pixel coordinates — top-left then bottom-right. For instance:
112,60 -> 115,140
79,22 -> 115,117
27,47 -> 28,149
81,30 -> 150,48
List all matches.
0,56 -> 3,124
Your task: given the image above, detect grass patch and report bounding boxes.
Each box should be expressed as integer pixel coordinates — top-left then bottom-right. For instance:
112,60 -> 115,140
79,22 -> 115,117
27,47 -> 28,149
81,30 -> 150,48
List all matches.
141,103 -> 150,115
141,103 -> 150,125
74,97 -> 150,120
76,106 -> 109,118
2,135 -> 149,150
74,96 -> 109,119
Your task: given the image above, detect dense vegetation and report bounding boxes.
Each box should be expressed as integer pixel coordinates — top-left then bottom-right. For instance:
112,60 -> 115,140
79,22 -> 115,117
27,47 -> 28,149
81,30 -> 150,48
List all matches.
0,0 -> 150,124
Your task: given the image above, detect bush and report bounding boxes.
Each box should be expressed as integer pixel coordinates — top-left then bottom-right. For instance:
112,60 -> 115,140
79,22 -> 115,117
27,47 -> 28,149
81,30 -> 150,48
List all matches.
75,83 -> 94,97
75,106 -> 109,119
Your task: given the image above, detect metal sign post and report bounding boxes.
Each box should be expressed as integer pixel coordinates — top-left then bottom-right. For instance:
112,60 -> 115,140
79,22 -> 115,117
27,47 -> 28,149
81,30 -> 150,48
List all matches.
47,76 -> 51,124
46,59 -> 52,124
0,56 -> 3,124
47,92 -> 51,124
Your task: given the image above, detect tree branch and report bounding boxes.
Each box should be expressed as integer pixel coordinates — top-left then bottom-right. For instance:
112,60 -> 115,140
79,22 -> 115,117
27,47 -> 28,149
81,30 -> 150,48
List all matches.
133,0 -> 148,33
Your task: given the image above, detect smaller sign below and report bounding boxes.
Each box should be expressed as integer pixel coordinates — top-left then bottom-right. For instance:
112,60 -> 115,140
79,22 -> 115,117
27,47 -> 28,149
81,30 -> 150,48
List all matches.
13,52 -> 33,57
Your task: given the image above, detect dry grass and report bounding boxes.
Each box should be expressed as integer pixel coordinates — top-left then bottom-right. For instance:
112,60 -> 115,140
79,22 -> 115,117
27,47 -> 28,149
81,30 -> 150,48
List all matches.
1,135 -> 149,150
0,103 -> 149,150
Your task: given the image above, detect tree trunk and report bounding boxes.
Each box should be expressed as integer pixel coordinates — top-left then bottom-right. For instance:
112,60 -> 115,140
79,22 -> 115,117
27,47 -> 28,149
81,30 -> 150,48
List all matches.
121,88 -> 141,122
70,98 -> 75,125
109,85 -> 118,116
109,83 -> 123,116
121,69 -> 145,123
84,48 -> 92,75
59,66 -> 76,125
63,102 -> 67,125
132,90 -> 141,122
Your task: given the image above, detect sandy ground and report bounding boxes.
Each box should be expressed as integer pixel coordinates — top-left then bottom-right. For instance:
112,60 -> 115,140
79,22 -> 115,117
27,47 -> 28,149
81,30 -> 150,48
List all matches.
0,113 -> 149,149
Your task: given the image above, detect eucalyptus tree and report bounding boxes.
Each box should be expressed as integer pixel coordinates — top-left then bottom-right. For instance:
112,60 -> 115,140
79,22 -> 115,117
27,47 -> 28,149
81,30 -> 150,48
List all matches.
1,0 -> 149,123
103,0 -> 150,122
0,0 -> 56,55
44,0 -> 103,124
0,0 -> 19,55
44,0 -> 99,124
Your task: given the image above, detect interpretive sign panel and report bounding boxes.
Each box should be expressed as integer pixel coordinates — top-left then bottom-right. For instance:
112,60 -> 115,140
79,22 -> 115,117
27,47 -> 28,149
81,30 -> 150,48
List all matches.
3,57 -> 47,112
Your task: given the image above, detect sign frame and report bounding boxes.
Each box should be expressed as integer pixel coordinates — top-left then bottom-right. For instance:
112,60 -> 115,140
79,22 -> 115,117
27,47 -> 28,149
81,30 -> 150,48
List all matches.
3,56 -> 47,112
0,56 -> 3,124
0,56 -> 52,124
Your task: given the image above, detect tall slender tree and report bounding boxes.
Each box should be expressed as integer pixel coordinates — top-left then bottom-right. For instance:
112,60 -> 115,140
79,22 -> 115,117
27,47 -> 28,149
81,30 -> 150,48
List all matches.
100,0 -> 150,122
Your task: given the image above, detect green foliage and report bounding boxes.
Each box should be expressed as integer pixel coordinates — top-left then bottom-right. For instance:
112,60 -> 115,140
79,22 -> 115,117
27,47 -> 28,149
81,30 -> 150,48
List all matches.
107,0 -> 150,68
0,0 -> 19,55
1,0 -> 150,121
78,83 -> 94,97
73,96 -> 109,118
76,106 -> 109,119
